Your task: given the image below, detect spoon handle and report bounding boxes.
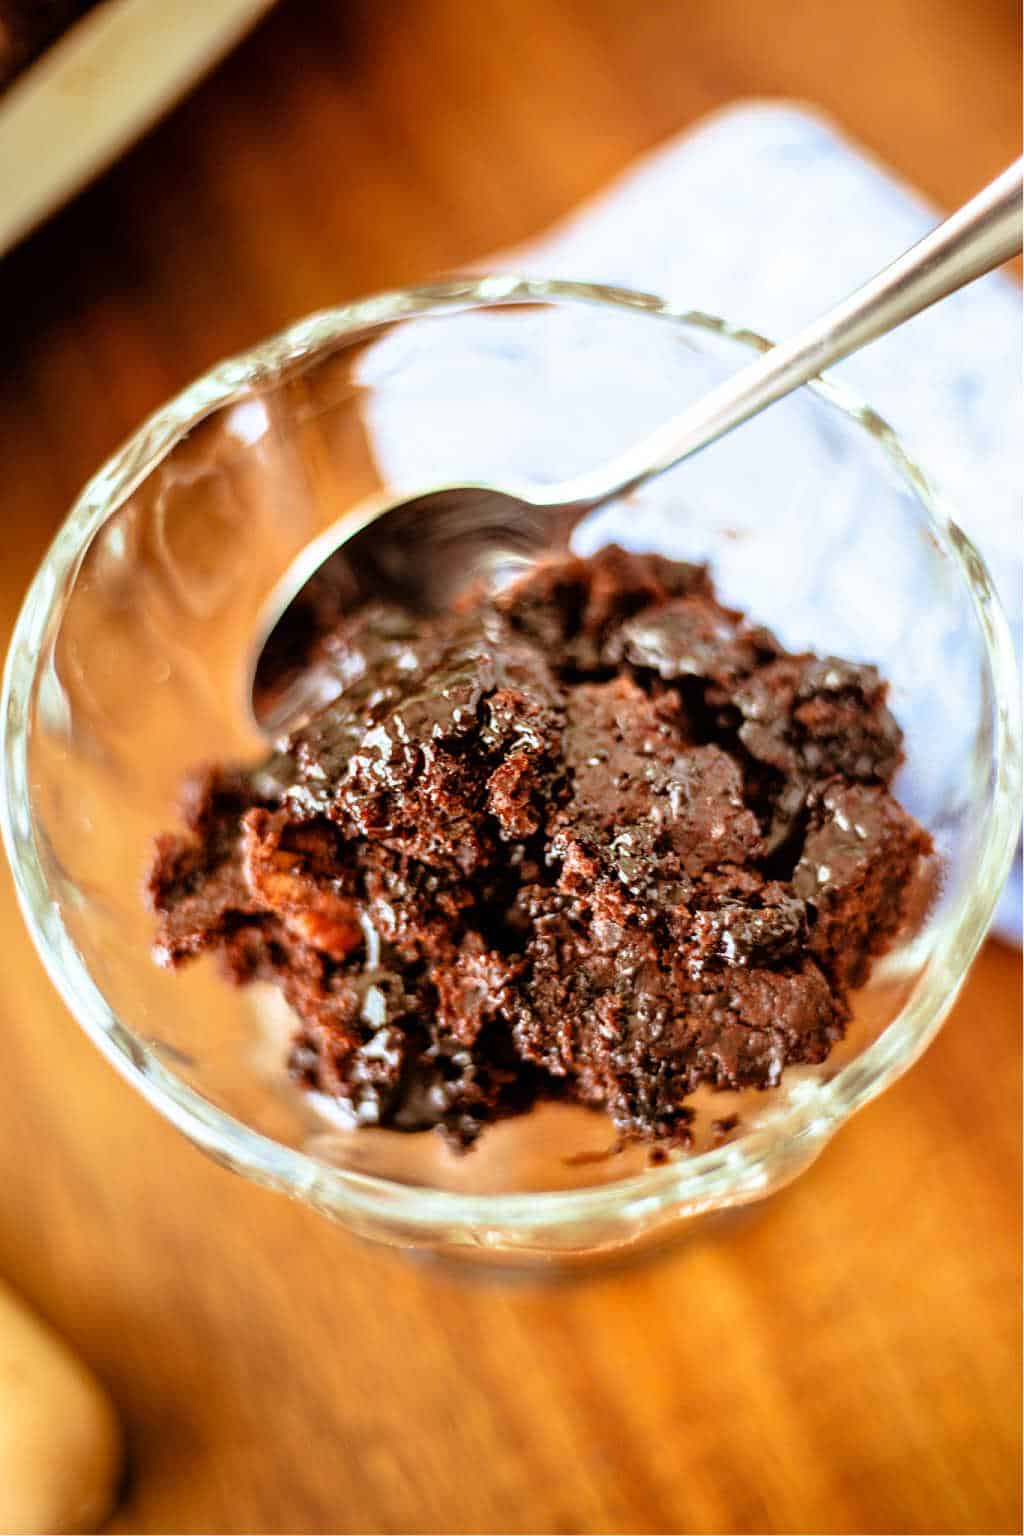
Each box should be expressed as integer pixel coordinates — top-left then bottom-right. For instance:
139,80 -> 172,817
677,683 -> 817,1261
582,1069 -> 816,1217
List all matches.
559,158 -> 1023,508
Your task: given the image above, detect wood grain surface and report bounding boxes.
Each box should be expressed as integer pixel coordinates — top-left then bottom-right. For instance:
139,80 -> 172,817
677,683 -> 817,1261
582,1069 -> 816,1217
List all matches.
1,2 -> 1020,1531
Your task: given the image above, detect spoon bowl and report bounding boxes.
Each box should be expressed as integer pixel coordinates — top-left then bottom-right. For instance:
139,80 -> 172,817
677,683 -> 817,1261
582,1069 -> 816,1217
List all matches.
249,482 -> 568,730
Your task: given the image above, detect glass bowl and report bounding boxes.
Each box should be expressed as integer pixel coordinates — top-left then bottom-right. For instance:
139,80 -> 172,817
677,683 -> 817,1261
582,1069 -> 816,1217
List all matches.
3,278 -> 1019,1266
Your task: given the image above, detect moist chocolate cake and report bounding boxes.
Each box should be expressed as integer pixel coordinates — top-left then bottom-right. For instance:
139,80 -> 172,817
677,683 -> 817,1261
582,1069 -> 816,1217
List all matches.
148,546 -> 932,1149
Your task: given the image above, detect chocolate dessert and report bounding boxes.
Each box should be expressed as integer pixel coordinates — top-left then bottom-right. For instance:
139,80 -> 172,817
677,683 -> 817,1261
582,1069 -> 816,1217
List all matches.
148,546 -> 931,1149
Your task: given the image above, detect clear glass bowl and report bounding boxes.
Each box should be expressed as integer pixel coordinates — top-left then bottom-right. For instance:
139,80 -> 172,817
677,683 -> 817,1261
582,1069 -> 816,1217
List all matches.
3,278 -> 1019,1266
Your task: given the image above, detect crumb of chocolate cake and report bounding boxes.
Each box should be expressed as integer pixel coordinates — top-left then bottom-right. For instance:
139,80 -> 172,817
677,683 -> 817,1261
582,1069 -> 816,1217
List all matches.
710,1114 -> 741,1146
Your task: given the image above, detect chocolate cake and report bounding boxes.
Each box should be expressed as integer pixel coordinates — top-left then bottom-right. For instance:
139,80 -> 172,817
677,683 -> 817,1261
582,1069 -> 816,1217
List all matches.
148,546 -> 932,1149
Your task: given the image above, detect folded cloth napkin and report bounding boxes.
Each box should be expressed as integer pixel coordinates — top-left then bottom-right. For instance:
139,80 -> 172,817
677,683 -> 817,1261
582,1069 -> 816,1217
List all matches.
503,101 -> 1021,943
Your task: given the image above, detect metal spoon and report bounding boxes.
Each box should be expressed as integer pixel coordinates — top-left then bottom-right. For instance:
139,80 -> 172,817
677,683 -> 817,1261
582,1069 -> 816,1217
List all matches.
250,159 -> 1022,730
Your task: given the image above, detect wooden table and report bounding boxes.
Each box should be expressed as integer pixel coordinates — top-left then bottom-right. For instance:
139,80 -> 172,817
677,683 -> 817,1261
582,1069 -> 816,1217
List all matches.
1,2 -> 1020,1530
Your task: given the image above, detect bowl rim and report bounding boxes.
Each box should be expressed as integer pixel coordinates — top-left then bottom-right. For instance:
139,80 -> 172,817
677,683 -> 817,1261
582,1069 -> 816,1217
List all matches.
2,274 -> 1020,1234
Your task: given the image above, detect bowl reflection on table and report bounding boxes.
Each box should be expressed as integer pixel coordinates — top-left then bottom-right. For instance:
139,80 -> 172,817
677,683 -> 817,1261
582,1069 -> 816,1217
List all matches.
2,278 -> 1018,1264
